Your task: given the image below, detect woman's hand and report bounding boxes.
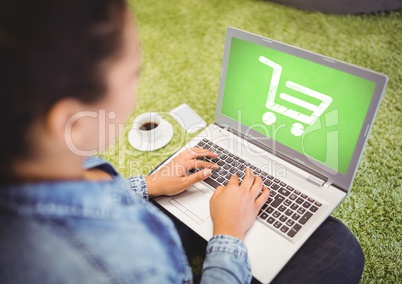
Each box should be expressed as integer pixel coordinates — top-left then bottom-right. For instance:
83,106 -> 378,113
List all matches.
144,148 -> 218,197
210,168 -> 270,240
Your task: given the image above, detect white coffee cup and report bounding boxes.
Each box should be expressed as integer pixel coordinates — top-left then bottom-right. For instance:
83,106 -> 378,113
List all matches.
131,112 -> 162,144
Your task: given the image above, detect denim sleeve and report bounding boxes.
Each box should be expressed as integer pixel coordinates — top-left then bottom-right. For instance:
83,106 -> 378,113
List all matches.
126,176 -> 149,201
201,235 -> 252,284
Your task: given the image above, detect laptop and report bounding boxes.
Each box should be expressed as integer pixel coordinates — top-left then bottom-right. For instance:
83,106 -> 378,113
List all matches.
154,27 -> 388,283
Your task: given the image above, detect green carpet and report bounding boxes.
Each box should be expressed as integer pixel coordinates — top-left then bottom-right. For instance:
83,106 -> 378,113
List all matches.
101,0 -> 402,282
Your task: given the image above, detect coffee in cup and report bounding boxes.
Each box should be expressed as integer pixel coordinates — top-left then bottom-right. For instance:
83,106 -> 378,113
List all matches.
139,121 -> 159,131
132,112 -> 162,145
128,111 -> 173,151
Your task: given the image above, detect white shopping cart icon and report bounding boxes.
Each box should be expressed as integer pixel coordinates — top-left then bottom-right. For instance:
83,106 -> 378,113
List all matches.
259,56 -> 333,136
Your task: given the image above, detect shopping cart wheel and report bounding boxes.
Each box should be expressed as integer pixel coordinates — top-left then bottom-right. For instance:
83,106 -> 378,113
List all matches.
262,112 -> 276,125
291,123 -> 304,136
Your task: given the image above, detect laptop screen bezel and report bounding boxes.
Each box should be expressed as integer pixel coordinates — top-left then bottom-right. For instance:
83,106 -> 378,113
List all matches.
214,27 -> 388,192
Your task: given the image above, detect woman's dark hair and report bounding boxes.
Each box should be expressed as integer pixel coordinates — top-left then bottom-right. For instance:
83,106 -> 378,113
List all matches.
0,0 -> 127,180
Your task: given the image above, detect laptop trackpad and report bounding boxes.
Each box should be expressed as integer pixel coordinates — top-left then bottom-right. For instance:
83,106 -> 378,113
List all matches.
169,186 -> 211,225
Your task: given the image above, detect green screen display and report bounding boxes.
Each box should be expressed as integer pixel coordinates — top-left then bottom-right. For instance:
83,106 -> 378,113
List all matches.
221,38 -> 376,174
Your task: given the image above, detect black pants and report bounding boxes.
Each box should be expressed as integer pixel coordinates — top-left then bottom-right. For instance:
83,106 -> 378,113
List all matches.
172,213 -> 365,284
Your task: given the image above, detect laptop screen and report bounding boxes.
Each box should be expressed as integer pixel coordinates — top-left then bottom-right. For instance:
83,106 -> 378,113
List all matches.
220,37 -> 376,174
217,32 -> 385,185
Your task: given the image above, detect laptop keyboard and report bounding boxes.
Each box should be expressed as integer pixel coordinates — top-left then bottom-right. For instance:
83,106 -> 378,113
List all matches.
192,138 -> 322,239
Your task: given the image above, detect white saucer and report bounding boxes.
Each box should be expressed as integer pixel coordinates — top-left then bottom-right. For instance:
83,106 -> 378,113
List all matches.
128,119 -> 173,151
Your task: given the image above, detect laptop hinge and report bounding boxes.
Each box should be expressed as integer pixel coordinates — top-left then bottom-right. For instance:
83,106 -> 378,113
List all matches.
307,175 -> 325,187
322,180 -> 333,189
217,124 -> 330,187
219,124 -> 230,133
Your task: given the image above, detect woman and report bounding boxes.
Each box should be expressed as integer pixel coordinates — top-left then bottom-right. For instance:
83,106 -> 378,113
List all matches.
0,1 -> 364,283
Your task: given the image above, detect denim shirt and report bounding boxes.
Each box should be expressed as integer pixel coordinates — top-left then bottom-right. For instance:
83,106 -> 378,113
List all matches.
0,157 -> 251,283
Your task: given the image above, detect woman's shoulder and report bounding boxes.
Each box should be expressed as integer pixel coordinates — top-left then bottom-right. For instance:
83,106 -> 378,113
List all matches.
0,182 -> 185,283
0,212 -> 109,283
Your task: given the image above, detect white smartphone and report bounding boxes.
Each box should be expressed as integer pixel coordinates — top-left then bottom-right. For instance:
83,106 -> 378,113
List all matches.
169,103 -> 207,134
